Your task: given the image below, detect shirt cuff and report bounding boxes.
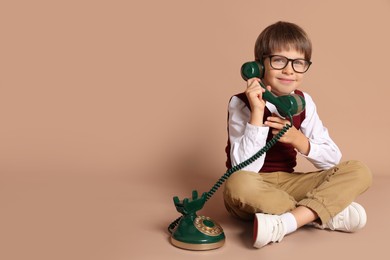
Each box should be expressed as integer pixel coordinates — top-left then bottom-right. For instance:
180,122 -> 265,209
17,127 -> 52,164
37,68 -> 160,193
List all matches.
244,123 -> 269,144
299,139 -> 319,159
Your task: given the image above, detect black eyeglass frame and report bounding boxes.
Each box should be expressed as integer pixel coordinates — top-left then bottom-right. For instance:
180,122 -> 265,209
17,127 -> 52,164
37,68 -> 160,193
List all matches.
263,55 -> 312,73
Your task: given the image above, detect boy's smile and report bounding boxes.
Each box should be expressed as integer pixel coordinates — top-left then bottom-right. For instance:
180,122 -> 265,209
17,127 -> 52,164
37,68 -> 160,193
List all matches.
277,77 -> 296,84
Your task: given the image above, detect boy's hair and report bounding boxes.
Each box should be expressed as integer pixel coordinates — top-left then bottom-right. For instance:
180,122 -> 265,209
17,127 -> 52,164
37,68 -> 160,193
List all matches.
254,21 -> 312,61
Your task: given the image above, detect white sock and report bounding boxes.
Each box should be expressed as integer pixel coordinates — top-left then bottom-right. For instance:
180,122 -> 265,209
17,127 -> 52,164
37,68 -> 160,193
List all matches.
280,212 -> 298,235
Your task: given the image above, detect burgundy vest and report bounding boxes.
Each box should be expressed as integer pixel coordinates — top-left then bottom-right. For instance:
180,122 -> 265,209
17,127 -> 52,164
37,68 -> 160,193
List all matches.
225,90 -> 306,173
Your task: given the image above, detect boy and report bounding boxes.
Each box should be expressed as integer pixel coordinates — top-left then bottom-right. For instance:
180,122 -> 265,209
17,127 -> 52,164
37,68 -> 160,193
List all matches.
223,21 -> 372,248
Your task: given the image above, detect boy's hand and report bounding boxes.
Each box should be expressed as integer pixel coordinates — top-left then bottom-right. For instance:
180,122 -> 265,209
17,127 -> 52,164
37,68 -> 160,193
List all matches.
264,114 -> 310,155
245,78 -> 271,110
245,78 -> 271,126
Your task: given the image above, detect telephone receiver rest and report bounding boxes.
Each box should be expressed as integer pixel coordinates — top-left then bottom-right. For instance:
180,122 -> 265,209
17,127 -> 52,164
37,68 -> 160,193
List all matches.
241,61 -> 306,117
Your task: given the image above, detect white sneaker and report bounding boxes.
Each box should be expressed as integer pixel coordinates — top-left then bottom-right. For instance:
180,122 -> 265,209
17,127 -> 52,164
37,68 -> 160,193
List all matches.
253,213 -> 287,248
314,202 -> 367,232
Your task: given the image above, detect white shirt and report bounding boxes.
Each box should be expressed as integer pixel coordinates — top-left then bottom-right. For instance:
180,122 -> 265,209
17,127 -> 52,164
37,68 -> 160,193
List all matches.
228,91 -> 342,172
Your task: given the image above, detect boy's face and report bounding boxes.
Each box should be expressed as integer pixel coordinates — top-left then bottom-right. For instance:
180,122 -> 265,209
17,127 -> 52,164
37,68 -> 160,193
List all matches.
262,49 -> 306,96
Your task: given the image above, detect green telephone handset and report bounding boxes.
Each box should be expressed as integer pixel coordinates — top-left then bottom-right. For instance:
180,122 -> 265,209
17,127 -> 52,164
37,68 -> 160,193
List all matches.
168,61 -> 306,250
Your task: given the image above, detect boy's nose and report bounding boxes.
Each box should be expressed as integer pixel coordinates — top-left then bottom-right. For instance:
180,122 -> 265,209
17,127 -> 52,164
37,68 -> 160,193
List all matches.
282,61 -> 294,74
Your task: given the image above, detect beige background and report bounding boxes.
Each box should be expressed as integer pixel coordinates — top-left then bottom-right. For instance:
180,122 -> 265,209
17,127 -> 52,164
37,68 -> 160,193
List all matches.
0,1 -> 389,260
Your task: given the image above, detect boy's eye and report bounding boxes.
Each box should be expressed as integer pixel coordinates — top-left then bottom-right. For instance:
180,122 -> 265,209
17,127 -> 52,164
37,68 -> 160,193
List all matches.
272,57 -> 286,64
294,60 -> 305,66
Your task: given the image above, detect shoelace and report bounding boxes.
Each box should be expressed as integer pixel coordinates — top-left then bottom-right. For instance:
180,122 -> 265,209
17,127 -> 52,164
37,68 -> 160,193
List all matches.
270,218 -> 286,243
328,213 -> 345,230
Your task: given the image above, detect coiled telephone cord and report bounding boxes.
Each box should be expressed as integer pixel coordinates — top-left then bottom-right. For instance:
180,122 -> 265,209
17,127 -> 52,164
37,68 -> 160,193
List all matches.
168,120 -> 293,234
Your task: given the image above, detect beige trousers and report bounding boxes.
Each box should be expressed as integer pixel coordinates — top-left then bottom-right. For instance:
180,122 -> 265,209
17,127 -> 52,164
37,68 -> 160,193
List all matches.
223,160 -> 372,224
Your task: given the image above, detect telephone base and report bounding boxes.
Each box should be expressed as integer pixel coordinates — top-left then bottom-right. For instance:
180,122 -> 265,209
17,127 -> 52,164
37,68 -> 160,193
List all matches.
170,192 -> 225,250
171,237 -> 225,251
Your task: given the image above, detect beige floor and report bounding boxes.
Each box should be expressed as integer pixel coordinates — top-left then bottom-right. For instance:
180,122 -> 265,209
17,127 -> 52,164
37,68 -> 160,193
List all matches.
0,172 -> 387,260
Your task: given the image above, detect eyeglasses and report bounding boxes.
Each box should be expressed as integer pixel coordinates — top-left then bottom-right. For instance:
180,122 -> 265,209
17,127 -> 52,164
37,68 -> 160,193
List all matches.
264,55 -> 312,73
